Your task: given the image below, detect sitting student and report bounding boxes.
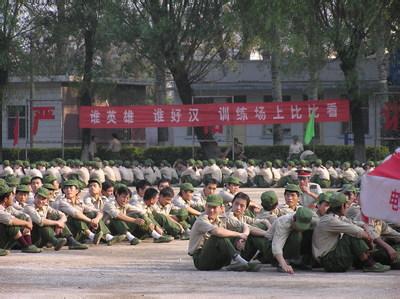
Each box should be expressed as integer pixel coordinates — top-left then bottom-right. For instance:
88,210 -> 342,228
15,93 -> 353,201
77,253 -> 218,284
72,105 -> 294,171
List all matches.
256,191 -> 282,226
130,180 -> 151,206
24,187 -> 71,251
157,178 -> 171,191
172,183 -> 200,226
101,181 -> 115,201
312,193 -> 390,272
83,177 -> 109,211
219,176 -> 241,206
188,194 -> 260,272
0,184 -> 41,254
56,179 -> 119,246
153,187 -> 190,240
193,178 -> 218,207
279,184 -> 302,215
13,185 -> 30,211
244,207 -> 316,274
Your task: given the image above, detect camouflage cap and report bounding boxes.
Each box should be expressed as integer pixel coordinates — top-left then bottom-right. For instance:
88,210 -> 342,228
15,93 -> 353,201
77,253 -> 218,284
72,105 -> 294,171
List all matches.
43,175 -> 57,184
0,184 -> 12,197
180,182 -> 194,192
5,176 -> 20,187
260,191 -> 278,210
226,176 -> 241,185
43,183 -> 56,191
36,187 -> 50,199
293,207 -> 313,231
16,184 -> 30,193
206,194 -> 223,207
284,183 -> 302,194
329,192 -> 347,208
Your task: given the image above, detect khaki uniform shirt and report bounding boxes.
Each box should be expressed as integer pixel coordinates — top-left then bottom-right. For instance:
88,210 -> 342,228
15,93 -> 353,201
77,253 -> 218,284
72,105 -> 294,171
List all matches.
112,166 -> 122,182
202,164 -> 222,182
103,200 -> 143,223
342,168 -> 358,182
0,205 -> 14,225
312,213 -> 364,261
153,201 -> 172,215
119,166 -> 133,183
132,167 -> 144,181
23,204 -> 65,226
327,166 -> 338,179
312,166 -> 330,180
256,208 -> 281,225
257,168 -> 274,184
56,196 -> 97,218
103,166 -> 116,182
265,214 -> 295,256
83,195 -> 108,211
188,213 -> 225,255
219,188 -> 236,205
232,169 -> 248,184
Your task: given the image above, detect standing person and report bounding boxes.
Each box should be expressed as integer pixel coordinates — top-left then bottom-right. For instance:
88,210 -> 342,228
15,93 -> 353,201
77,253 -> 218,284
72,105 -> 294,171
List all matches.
88,136 -> 97,160
107,133 -> 122,159
288,136 -> 304,160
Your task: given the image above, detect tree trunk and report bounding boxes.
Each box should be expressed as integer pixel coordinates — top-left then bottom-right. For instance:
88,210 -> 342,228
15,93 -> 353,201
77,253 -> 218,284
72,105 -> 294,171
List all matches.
55,0 -> 67,74
171,69 -> 221,159
341,61 -> 366,162
271,50 -> 283,145
0,68 -> 8,161
80,27 -> 96,160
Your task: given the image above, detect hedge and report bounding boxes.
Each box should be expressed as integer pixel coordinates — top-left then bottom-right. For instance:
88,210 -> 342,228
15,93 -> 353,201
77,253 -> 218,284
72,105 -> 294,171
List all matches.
1,145 -> 390,163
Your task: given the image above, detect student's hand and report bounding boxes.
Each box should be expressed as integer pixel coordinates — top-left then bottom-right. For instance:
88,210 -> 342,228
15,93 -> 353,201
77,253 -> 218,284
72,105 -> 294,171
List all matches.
57,220 -> 65,229
25,220 -> 33,231
134,218 -> 145,226
238,233 -> 248,240
22,227 -> 30,235
234,238 -> 246,251
386,247 -> 398,262
281,263 -> 295,274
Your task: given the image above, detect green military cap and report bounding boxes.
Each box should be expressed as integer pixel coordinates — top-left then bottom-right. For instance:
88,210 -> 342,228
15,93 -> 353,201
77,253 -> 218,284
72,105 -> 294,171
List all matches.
314,159 -> 322,166
353,160 -> 360,167
0,184 -> 12,196
23,161 -> 30,168
43,183 -> 56,191
325,160 -> 333,166
43,175 -> 57,184
62,179 -> 81,189
293,207 -> 313,231
367,160 -> 375,167
180,182 -> 194,192
16,184 -> 30,193
202,160 -> 209,167
260,191 -> 278,210
288,160 -> 295,167
103,160 -> 109,166
273,159 -> 282,168
317,192 -> 333,205
187,159 -> 196,166
342,162 -> 350,169
20,176 -> 32,185
195,160 -> 203,167
109,160 -> 115,166
36,187 -> 50,198
235,160 -> 244,168
285,183 -> 302,194
5,176 -> 19,187
264,161 -> 272,167
14,160 -> 23,166
3,160 -> 10,166
123,160 -> 131,167
206,194 -> 223,207
340,184 -> 357,194
226,176 -> 241,185
88,177 -> 102,187
329,193 -> 347,208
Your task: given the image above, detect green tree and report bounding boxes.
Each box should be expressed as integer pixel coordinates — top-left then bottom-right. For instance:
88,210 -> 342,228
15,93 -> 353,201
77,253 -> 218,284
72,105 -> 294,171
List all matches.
109,0 -> 238,158
316,0 -> 387,161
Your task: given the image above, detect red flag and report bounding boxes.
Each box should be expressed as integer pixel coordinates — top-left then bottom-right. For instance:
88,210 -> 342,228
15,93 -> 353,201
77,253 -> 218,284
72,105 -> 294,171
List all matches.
13,113 -> 19,146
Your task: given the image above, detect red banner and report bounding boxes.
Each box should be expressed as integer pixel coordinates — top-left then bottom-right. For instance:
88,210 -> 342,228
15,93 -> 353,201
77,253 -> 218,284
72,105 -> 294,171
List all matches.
79,99 -> 349,129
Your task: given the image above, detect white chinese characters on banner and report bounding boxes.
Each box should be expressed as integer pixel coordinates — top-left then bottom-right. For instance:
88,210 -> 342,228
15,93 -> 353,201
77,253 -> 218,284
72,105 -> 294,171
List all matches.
171,109 -> 182,123
188,108 -> 199,122
308,105 -> 319,118
326,103 -> 338,118
291,105 -> 302,120
90,110 -> 101,124
273,105 -> 284,120
153,108 -> 165,122
218,107 -> 230,121
123,110 -> 134,124
106,110 -> 117,124
236,106 -> 248,121
254,106 -> 266,120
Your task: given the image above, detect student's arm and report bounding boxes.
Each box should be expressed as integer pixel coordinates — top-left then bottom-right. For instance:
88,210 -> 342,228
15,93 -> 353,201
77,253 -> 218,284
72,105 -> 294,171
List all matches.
210,226 -> 247,239
187,206 -> 201,216
116,213 -> 145,225
10,217 -> 32,230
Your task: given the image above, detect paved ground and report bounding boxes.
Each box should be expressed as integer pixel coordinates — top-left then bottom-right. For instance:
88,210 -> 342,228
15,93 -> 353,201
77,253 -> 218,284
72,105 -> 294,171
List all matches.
1,188 -> 399,298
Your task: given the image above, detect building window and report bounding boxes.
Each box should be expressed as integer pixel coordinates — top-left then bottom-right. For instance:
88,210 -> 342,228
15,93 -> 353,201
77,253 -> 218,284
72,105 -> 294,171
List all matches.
262,95 -> 291,136
7,106 -> 26,140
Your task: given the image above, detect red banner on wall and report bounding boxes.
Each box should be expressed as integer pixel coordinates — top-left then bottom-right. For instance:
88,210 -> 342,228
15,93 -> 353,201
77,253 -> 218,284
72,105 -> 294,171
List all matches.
79,99 -> 349,129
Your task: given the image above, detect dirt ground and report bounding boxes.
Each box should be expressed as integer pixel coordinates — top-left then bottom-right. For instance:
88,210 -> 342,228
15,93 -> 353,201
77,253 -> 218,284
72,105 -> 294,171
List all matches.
1,188 -> 399,298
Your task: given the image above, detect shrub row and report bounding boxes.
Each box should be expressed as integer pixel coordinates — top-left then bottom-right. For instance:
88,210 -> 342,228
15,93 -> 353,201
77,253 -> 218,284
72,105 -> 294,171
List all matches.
1,145 -> 390,164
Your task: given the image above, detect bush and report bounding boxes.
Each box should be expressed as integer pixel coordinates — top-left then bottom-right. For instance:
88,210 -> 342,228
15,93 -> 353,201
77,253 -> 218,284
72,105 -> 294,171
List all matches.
0,145 -> 390,163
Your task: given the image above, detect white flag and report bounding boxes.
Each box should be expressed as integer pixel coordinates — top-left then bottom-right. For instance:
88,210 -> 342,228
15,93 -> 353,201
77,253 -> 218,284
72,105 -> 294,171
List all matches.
360,153 -> 400,224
